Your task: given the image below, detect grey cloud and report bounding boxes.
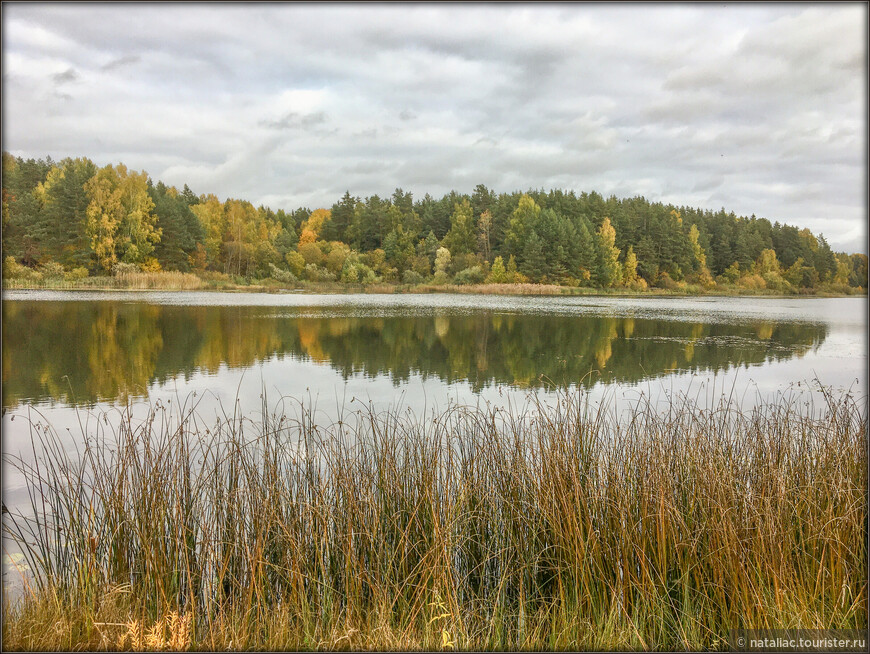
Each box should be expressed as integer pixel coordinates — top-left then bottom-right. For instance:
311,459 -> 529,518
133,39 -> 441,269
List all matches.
354,128 -> 379,139
691,177 -> 725,193
101,55 -> 140,71
399,109 -> 416,121
259,111 -> 328,131
52,67 -> 77,84
473,135 -> 501,147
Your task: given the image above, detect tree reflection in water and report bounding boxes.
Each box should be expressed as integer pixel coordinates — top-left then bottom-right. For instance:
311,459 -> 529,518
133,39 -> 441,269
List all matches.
2,301 -> 827,408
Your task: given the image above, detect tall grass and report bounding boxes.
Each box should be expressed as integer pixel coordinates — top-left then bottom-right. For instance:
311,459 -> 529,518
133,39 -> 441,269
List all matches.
2,270 -> 203,291
3,387 -> 866,650
111,271 -> 203,290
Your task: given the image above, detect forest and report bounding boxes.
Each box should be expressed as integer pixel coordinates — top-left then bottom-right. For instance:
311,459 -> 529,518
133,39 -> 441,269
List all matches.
2,152 -> 867,292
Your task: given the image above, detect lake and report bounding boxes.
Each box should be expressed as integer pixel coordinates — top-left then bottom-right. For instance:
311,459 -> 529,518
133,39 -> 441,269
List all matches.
2,292 -> 866,410
1,291 -> 867,590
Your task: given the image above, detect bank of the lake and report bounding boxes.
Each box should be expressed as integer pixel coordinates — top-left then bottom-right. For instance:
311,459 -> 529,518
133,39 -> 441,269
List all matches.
3,274 -> 865,298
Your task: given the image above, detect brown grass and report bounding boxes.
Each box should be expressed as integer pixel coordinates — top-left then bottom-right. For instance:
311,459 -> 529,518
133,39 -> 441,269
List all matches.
2,385 -> 866,650
4,273 -> 865,297
113,271 -> 203,290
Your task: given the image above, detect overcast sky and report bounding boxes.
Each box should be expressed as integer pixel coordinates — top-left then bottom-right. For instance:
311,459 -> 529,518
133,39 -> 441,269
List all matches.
2,3 -> 867,252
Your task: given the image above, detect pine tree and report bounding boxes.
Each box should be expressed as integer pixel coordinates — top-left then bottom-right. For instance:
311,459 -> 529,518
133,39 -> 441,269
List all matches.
575,218 -> 596,284
322,192 -> 354,243
39,157 -> 97,267
520,230 -> 546,282
150,181 -> 203,271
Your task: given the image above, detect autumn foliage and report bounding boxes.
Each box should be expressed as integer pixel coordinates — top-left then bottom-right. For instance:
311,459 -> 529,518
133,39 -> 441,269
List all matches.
3,152 -> 866,291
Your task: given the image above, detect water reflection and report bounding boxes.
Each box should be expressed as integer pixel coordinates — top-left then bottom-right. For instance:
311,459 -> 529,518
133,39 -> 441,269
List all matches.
2,301 -> 827,408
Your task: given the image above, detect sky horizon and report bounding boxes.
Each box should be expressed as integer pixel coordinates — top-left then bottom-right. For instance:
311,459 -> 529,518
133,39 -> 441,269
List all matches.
2,3 -> 867,253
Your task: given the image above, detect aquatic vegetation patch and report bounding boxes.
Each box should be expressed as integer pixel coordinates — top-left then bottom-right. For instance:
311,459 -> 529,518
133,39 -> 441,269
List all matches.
2,386 -> 866,650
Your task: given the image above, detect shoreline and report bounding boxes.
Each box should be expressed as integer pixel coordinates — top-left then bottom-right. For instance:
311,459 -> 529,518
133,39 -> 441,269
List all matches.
3,280 -> 865,298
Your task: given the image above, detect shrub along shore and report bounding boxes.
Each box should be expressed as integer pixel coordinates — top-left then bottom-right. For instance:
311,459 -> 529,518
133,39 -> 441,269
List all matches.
2,387 -> 866,650
2,266 -> 866,296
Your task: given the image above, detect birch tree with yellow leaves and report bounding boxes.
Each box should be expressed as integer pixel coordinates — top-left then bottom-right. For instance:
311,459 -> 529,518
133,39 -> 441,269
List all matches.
84,164 -> 160,271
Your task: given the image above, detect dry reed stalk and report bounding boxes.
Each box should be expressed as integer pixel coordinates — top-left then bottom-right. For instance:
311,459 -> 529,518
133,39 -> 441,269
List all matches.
2,385 -> 866,650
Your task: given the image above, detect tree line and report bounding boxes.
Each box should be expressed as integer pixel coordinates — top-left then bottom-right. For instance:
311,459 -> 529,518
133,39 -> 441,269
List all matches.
3,152 -> 867,291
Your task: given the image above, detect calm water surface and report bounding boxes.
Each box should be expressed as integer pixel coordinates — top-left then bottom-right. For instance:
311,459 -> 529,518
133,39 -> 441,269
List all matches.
2,291 -> 865,413
2,291 -> 867,585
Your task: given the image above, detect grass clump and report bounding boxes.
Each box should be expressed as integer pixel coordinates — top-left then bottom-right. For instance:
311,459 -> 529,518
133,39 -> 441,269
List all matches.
111,270 -> 203,290
2,387 -> 866,650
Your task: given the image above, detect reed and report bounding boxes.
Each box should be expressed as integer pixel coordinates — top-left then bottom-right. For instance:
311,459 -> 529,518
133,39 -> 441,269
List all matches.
1,270 -> 203,291
3,386 -> 866,650
415,282 -> 570,295
112,271 -> 203,290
